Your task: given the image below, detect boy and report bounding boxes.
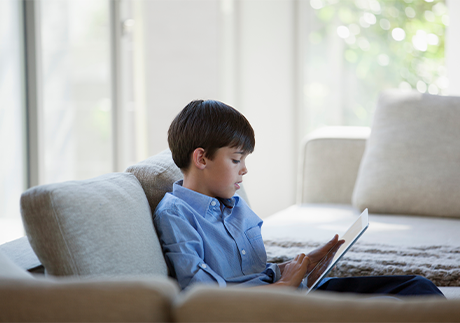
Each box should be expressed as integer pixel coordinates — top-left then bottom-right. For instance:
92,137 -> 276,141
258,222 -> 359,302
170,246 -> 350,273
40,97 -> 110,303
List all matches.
154,100 -> 443,296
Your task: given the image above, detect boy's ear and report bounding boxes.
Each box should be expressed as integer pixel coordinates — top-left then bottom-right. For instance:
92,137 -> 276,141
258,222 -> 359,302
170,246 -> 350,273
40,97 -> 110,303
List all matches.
192,148 -> 207,170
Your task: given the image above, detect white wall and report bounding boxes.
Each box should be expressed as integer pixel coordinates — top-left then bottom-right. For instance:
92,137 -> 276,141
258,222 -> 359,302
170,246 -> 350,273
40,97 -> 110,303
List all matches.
235,1 -> 299,218
140,0 -> 221,155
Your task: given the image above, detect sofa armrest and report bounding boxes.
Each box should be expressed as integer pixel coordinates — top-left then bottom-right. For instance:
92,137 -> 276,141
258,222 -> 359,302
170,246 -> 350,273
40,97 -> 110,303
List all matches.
297,126 -> 370,205
0,237 -> 43,274
0,276 -> 179,322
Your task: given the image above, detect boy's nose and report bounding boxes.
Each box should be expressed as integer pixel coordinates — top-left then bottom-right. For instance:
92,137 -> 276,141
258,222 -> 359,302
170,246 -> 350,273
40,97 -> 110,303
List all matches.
240,165 -> 248,175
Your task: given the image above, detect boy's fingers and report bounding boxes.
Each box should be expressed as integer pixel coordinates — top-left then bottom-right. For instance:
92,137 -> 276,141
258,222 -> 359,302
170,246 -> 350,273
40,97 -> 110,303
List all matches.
323,234 -> 338,248
335,239 -> 345,249
330,239 -> 345,252
294,253 -> 306,263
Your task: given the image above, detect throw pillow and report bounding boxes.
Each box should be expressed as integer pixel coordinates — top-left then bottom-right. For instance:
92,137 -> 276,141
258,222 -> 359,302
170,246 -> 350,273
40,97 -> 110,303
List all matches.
125,150 -> 184,213
352,90 -> 460,217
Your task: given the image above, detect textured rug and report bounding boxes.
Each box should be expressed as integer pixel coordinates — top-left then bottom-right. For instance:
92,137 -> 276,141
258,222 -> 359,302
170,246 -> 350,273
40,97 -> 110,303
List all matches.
265,240 -> 460,287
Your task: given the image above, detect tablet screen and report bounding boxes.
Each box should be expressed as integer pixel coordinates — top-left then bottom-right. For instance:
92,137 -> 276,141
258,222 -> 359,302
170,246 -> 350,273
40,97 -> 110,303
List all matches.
303,209 -> 369,293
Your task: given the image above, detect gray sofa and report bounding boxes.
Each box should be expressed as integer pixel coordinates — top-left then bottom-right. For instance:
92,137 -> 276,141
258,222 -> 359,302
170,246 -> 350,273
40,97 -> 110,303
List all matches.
1,90 -> 460,322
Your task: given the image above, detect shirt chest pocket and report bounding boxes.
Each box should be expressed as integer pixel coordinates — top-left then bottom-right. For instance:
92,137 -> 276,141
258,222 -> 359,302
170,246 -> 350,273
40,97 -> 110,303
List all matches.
244,226 -> 267,266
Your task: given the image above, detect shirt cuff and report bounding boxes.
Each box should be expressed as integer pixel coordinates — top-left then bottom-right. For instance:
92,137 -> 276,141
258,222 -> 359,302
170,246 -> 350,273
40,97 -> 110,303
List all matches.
265,263 -> 281,283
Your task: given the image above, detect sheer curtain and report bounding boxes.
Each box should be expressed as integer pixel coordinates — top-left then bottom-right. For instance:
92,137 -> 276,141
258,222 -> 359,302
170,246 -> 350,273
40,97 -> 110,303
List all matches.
0,0 -> 27,244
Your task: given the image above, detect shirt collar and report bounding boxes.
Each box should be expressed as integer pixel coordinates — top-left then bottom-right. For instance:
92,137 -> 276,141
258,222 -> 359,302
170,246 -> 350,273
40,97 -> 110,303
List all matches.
172,180 -> 239,215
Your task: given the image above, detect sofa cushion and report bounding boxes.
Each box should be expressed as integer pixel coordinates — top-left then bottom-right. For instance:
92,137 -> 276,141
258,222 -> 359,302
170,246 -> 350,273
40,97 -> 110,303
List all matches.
126,149 -> 251,212
0,276 -> 178,322
125,150 -> 184,214
20,173 -> 168,277
352,90 -> 460,217
174,285 -> 459,322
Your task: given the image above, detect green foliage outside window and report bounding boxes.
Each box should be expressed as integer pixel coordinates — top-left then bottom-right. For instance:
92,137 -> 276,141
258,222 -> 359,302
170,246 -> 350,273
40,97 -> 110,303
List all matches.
305,0 -> 448,128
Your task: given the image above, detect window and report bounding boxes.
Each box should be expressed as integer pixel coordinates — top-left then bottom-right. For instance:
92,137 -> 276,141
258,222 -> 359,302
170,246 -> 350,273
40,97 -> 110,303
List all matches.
0,0 -> 27,244
40,0 -> 113,184
0,0 -> 117,245
302,0 -> 448,134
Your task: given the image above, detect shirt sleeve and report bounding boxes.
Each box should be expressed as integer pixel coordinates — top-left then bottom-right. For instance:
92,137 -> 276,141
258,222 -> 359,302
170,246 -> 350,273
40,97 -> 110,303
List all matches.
229,263 -> 281,287
154,202 -> 227,290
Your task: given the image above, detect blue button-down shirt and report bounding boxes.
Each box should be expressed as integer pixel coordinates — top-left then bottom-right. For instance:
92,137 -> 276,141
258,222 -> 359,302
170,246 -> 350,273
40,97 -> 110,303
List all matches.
154,180 -> 281,290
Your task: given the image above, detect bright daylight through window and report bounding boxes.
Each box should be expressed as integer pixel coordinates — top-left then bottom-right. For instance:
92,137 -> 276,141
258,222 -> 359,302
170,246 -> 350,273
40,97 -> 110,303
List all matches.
0,0 -> 26,244
0,0 -> 112,245
303,0 -> 448,132
40,0 -> 112,185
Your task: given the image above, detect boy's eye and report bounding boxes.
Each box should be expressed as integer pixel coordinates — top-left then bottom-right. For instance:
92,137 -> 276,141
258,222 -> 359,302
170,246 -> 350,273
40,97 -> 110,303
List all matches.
232,159 -> 240,164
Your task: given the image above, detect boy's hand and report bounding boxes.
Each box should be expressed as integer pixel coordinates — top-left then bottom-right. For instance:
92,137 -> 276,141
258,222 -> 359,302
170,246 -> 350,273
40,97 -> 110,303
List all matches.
270,235 -> 344,289
277,260 -> 290,275
304,234 -> 345,287
274,253 -> 310,287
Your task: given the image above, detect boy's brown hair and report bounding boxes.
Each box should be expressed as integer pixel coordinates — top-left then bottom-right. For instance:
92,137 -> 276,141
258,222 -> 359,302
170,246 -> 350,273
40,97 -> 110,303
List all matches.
168,100 -> 255,171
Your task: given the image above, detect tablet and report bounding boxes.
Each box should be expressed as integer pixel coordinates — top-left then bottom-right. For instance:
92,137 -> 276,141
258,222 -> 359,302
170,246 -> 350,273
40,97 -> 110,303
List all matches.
303,208 -> 369,294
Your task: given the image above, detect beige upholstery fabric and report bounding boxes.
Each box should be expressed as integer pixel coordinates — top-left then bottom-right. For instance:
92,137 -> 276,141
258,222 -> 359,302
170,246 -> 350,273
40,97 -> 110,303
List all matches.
0,236 -> 42,272
174,285 -> 459,322
126,150 -> 184,214
353,90 -> 460,217
20,173 -> 168,277
0,276 -> 178,322
126,149 -> 250,211
298,127 -> 370,204
0,250 -> 34,279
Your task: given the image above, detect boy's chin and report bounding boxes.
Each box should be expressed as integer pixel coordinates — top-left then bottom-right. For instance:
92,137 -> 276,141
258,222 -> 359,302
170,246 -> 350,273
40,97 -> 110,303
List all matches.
218,191 -> 236,199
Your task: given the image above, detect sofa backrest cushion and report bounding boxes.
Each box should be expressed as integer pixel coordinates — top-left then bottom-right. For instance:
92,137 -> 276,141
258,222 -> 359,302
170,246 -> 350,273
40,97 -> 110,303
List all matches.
20,173 -> 168,277
125,150 -> 184,214
125,149 -> 251,213
353,90 -> 460,218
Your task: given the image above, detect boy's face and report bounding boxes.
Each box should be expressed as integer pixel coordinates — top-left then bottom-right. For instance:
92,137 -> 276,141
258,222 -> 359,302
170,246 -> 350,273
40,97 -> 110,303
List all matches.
201,146 -> 249,199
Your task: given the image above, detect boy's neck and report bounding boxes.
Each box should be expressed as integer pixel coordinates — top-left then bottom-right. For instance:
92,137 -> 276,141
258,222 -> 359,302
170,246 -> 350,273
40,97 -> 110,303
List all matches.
182,171 -> 211,198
